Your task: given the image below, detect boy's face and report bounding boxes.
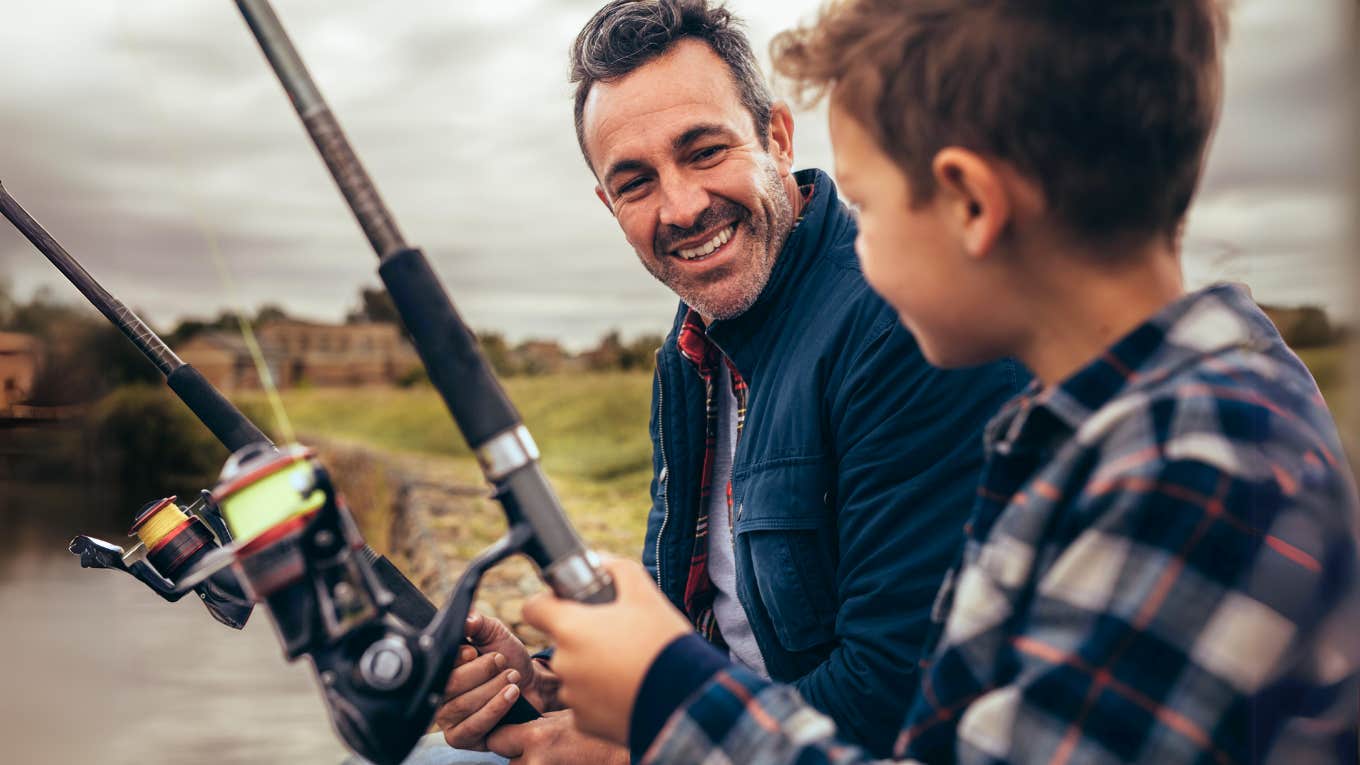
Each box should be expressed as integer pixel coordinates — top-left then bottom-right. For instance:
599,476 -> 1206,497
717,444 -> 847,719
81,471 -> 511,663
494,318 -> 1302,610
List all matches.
830,104 -> 998,367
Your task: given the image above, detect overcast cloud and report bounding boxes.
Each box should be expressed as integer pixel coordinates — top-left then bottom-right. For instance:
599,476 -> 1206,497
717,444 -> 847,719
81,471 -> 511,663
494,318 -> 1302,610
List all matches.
0,0 -> 1354,348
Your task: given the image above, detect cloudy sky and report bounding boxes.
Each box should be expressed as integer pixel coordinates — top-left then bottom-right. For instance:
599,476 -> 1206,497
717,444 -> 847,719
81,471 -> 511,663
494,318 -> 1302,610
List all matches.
0,0 -> 1354,349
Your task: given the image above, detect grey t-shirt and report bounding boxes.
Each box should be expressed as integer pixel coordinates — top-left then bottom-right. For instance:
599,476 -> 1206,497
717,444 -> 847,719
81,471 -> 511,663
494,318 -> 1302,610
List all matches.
707,361 -> 769,678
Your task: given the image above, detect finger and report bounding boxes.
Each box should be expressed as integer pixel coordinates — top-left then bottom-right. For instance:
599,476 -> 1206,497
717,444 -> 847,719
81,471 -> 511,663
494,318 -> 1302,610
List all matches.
522,559 -> 654,637
520,592 -> 563,637
451,680 -> 524,745
601,557 -> 655,592
485,717 -> 531,759
464,611 -> 505,647
437,672 -> 522,745
442,650 -> 508,698
452,643 -> 478,668
437,666 -> 516,745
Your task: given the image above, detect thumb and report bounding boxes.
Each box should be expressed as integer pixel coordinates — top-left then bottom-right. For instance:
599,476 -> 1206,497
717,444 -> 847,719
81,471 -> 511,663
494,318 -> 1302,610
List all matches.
521,590 -> 570,639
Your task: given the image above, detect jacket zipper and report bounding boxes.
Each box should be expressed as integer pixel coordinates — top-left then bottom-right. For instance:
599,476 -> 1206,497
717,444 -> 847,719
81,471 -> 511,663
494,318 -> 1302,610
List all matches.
653,352 -> 670,589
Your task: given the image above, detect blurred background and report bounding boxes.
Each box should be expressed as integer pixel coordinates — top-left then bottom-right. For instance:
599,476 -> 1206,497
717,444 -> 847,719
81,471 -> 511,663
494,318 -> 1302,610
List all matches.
0,0 -> 1355,762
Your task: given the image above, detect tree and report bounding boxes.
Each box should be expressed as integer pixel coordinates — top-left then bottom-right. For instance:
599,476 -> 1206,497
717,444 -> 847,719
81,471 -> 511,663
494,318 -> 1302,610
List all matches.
347,286 -> 401,326
255,304 -> 290,324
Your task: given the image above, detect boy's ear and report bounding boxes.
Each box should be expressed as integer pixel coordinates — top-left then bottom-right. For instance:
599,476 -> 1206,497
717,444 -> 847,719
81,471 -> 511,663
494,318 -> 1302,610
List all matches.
595,185 -> 617,217
932,148 -> 1010,260
767,101 -> 796,175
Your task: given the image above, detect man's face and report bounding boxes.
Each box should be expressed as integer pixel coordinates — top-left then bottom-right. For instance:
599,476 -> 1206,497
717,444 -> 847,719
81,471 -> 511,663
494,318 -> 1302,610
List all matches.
583,39 -> 797,321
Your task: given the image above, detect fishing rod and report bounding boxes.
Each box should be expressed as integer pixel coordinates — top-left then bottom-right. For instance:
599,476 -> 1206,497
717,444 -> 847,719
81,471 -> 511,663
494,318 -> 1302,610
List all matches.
0,178 -> 445,662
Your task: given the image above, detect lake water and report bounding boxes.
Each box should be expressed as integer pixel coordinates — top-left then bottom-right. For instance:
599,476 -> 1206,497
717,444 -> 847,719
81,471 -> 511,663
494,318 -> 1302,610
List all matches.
0,479 -> 351,764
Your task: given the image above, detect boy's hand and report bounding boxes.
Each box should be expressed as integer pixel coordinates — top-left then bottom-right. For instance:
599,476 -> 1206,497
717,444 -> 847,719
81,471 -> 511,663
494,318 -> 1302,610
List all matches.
522,558 -> 692,745
485,710 -> 628,765
435,613 -> 562,750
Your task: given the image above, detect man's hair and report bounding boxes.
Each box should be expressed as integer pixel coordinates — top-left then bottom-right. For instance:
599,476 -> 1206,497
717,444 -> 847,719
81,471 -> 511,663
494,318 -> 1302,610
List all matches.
772,0 -> 1230,241
570,0 -> 774,170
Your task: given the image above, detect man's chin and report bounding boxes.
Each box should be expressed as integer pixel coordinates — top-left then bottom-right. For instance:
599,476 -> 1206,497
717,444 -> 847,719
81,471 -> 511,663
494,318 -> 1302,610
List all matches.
677,289 -> 762,322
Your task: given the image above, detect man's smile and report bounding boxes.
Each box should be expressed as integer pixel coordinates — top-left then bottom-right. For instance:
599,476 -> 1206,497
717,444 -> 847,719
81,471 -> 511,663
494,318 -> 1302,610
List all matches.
668,223 -> 739,262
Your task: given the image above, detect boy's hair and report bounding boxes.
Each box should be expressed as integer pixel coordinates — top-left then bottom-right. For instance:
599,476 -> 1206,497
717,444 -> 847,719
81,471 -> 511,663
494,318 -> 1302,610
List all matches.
772,0 -> 1230,241
570,0 -> 774,169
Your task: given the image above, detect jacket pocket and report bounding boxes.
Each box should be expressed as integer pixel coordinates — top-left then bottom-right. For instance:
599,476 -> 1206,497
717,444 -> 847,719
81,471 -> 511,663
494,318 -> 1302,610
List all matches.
735,461 -> 838,653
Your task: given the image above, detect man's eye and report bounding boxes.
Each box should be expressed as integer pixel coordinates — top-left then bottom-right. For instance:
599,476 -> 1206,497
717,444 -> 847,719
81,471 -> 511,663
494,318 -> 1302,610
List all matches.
617,178 -> 648,196
692,146 -> 725,163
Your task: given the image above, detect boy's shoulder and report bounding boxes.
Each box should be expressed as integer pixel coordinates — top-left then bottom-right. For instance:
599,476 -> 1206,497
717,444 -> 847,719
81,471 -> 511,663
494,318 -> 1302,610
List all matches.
1065,284 -> 1355,519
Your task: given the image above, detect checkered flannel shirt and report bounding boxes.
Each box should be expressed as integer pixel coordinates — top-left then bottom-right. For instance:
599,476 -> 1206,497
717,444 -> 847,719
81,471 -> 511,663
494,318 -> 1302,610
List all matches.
675,308 -> 749,645
637,283 -> 1360,765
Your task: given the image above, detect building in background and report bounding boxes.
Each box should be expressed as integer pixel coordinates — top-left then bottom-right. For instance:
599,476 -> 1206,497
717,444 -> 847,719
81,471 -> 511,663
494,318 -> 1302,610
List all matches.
0,332 -> 42,411
177,320 -> 420,391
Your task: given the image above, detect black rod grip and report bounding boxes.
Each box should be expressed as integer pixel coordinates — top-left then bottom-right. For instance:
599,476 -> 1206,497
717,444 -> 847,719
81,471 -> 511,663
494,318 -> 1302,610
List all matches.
377,248 -> 520,447
165,364 -> 272,453
369,551 -> 437,627
502,696 -> 541,725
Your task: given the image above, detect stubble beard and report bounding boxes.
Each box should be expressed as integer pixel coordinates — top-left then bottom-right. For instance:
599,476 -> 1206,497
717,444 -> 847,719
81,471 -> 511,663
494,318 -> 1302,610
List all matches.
644,162 -> 795,322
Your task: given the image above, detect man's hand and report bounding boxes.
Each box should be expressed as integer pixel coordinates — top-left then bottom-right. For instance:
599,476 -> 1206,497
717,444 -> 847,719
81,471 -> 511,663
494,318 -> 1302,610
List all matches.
486,710 -> 628,765
522,559 -> 692,745
435,613 -> 563,750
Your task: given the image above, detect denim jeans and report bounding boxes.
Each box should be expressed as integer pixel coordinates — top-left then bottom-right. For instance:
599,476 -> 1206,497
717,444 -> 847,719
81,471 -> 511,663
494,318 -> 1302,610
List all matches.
342,733 -> 508,765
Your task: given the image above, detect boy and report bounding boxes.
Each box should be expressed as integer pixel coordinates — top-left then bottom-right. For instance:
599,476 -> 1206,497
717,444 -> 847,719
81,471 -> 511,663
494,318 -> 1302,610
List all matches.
524,1 -> 1360,763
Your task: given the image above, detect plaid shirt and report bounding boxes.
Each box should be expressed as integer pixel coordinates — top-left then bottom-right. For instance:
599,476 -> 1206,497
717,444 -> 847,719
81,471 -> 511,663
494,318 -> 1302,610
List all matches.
675,309 -> 749,645
637,284 -> 1360,765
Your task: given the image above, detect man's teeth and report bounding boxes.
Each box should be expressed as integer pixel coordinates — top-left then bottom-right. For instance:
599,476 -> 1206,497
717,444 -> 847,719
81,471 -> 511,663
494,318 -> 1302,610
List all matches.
676,225 -> 735,260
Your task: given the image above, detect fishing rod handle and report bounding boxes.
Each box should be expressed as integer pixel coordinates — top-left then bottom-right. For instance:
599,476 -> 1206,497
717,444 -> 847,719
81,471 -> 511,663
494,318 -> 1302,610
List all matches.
166,365 -> 273,452
0,181 -> 182,376
236,0 -> 406,259
379,248 -> 615,604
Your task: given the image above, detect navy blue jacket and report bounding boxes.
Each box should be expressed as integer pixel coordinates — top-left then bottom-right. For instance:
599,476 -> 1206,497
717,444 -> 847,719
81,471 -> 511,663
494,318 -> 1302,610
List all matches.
641,169 -> 1024,756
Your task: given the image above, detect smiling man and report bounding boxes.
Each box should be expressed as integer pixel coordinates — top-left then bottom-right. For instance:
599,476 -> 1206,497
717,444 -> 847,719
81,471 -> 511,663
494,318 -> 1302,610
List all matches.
414,2 -> 1022,764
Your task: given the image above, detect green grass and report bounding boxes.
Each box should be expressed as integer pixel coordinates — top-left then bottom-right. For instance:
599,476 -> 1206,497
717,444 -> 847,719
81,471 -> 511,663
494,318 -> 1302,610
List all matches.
1297,344 -> 1351,417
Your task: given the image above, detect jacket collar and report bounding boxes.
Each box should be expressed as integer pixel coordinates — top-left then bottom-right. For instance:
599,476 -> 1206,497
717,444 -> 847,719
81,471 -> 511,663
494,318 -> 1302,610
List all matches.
666,168 -> 853,381
986,282 -> 1278,454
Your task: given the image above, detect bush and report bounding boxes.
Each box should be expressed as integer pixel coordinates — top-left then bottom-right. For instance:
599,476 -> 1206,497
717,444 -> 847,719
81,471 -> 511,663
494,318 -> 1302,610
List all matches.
84,385 -> 273,499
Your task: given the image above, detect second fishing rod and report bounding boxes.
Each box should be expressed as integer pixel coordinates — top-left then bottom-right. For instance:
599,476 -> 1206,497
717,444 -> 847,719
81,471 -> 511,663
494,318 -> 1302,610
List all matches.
235,0 -> 616,608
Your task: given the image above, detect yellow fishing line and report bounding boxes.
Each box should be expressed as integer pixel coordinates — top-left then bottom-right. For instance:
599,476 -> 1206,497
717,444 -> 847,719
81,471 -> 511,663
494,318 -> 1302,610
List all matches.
220,460 -> 325,542
113,8 -> 296,446
133,501 -> 188,550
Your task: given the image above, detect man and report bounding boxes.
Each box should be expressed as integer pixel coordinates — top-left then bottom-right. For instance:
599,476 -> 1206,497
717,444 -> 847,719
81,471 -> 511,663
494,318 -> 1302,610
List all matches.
415,2 -> 1021,763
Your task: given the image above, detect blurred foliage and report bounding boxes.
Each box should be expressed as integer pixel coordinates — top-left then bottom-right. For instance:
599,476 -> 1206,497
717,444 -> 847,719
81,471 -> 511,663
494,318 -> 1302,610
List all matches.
0,283 -> 161,404
83,385 -> 274,499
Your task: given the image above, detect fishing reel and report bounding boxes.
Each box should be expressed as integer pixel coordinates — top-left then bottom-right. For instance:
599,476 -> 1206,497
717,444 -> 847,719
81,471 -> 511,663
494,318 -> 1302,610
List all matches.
69,491 -> 254,630
163,441 -> 542,765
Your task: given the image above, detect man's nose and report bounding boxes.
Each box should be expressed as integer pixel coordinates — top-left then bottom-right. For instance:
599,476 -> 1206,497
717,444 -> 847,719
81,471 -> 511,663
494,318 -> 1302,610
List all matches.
656,173 -> 710,230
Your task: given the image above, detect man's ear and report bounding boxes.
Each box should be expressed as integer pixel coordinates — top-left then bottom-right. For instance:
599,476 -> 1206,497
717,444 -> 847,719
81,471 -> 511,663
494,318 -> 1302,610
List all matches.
595,185 -> 616,217
932,148 -> 1010,260
768,101 -> 796,175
